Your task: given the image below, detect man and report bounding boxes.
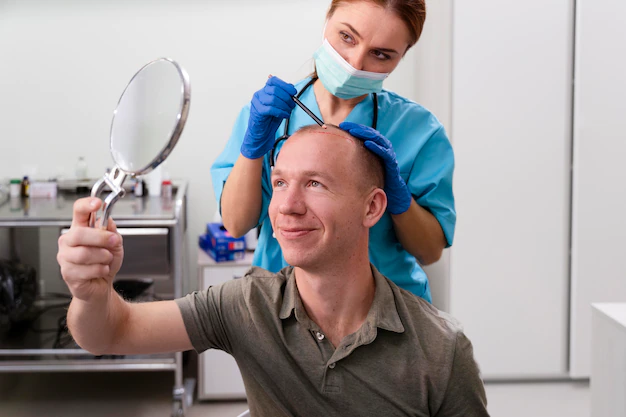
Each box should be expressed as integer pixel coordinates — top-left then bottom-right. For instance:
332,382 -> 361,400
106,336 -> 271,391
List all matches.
57,124 -> 489,416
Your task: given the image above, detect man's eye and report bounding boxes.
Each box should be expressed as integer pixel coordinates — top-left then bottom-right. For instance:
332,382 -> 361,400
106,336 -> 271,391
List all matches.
310,181 -> 321,187
274,180 -> 285,187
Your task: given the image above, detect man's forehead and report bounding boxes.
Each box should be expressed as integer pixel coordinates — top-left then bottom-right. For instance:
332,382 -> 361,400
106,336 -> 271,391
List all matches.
274,133 -> 353,174
291,126 -> 355,143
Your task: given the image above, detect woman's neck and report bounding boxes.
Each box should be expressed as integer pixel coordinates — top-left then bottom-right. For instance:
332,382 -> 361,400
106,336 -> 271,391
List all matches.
313,79 -> 367,126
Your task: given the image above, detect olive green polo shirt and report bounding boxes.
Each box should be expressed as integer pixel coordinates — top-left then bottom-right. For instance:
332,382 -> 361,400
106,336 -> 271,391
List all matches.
176,266 -> 488,416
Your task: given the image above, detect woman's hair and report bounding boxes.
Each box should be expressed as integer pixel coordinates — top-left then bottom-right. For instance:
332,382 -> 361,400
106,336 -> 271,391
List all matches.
326,0 -> 427,50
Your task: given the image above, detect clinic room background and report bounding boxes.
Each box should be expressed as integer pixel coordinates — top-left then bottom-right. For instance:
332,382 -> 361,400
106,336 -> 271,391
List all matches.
0,0 -> 624,395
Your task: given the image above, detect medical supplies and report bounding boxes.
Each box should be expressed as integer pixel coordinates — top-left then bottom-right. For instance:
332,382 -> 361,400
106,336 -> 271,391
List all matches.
161,179 -> 172,199
9,179 -> 21,198
29,181 -> 58,198
199,223 -> 246,262
20,176 -> 30,197
75,156 -> 88,180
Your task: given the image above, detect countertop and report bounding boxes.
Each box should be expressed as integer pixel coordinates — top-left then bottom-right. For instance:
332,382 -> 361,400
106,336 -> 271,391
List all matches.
0,180 -> 187,227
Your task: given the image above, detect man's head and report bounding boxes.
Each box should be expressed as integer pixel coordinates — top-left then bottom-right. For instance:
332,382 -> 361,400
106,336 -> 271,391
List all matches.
269,124 -> 387,271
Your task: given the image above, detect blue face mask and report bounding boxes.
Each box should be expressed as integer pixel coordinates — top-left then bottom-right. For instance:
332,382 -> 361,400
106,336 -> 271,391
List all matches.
313,39 -> 389,99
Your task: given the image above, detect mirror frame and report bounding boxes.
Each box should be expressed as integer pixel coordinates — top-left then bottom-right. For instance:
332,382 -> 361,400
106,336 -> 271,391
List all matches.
90,57 -> 191,229
109,57 -> 191,176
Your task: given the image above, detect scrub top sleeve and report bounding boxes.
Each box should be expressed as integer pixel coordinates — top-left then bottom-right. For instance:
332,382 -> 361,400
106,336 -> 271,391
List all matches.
210,104 -> 251,216
409,126 -> 457,247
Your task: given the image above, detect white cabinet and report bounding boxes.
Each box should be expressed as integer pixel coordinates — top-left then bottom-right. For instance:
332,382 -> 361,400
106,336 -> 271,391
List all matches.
590,304 -> 626,417
449,0 -> 573,379
569,0 -> 626,378
197,250 -> 253,400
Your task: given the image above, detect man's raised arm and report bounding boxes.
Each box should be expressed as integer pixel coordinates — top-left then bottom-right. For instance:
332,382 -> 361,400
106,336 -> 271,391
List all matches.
57,197 -> 192,355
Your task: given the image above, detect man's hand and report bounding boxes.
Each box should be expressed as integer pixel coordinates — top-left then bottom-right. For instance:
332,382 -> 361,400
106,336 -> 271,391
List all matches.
57,197 -> 124,302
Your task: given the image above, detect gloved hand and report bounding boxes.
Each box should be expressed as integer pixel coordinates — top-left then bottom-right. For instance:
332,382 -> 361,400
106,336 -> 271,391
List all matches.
241,76 -> 297,160
339,122 -> 412,215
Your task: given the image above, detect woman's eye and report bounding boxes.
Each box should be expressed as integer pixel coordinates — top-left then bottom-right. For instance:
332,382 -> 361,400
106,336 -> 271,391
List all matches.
372,50 -> 391,60
340,31 -> 353,43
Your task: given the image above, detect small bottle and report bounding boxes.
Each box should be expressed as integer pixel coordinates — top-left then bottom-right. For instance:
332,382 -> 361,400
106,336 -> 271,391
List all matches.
133,177 -> 144,197
9,179 -> 21,198
75,157 -> 88,180
21,176 -> 30,197
147,165 -> 162,197
161,179 -> 172,199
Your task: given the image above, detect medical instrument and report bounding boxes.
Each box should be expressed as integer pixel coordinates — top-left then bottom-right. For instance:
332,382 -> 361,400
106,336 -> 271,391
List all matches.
292,95 -> 325,127
269,77 -> 378,168
267,74 -> 324,127
90,58 -> 191,229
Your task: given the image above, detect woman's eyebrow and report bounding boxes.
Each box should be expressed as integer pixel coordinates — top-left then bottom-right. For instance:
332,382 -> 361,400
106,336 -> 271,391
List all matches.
340,22 -> 400,55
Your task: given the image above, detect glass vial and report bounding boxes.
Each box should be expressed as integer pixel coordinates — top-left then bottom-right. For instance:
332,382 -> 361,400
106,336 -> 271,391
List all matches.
75,157 -> 88,180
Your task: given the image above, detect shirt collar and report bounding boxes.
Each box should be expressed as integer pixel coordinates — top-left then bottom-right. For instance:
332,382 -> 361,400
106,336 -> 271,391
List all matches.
278,265 -> 405,335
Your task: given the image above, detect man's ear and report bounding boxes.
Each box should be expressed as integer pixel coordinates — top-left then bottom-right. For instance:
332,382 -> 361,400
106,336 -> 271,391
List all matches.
363,188 -> 387,228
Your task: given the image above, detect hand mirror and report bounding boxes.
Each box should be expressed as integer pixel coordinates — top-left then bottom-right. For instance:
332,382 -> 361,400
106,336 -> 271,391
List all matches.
90,58 -> 191,228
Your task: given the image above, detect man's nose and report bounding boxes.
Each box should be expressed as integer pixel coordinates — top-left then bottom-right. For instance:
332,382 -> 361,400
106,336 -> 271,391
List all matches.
278,187 -> 306,215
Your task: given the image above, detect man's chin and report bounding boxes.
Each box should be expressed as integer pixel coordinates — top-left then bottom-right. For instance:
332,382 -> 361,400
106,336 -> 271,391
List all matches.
282,249 -> 317,270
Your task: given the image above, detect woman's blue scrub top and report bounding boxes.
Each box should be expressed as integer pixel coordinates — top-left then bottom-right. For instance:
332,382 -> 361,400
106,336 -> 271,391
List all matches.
211,78 -> 456,303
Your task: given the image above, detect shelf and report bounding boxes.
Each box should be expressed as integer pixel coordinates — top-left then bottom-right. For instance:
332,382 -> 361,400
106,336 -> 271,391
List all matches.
0,298 -> 176,373
0,357 -> 177,373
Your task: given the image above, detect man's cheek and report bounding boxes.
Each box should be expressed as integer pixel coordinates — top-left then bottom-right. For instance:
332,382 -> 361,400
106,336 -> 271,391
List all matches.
268,202 -> 277,226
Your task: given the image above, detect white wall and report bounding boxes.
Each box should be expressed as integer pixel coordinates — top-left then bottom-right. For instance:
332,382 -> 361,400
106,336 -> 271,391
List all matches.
450,0 -> 574,378
0,0 -> 424,292
414,0 -> 453,312
570,0 -> 626,378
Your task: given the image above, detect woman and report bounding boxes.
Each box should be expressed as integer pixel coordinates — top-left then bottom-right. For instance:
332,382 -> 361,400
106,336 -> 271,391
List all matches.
211,0 -> 454,303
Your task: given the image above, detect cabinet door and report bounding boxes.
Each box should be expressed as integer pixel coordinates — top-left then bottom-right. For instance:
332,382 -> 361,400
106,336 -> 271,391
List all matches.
569,0 -> 626,378
198,264 -> 251,400
450,0 -> 573,378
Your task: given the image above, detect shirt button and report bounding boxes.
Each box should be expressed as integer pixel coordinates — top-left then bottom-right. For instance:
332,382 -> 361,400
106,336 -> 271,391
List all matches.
329,363 -> 336,369
316,332 -> 325,341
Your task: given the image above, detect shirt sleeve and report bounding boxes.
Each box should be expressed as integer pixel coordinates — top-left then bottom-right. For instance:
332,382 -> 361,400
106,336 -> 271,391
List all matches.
409,125 -> 456,247
174,279 -> 249,355
210,103 -> 273,227
434,331 -> 490,417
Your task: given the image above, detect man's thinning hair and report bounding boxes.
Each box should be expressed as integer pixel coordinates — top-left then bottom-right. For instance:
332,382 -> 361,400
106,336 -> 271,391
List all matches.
291,124 -> 385,192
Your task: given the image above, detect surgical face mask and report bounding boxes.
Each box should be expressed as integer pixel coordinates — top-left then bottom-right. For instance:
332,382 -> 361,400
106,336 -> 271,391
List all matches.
313,39 -> 389,99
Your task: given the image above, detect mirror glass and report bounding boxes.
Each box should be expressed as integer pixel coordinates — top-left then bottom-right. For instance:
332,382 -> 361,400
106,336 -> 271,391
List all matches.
110,58 -> 188,175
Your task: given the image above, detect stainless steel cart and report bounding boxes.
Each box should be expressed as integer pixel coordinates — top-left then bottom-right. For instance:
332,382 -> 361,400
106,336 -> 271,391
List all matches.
0,181 -> 193,417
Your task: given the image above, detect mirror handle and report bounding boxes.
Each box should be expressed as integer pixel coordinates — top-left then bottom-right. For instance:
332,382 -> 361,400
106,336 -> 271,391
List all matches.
89,167 -> 127,229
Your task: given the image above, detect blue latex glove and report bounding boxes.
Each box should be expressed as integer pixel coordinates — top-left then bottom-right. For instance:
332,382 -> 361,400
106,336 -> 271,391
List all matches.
339,122 -> 412,215
241,76 -> 297,160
